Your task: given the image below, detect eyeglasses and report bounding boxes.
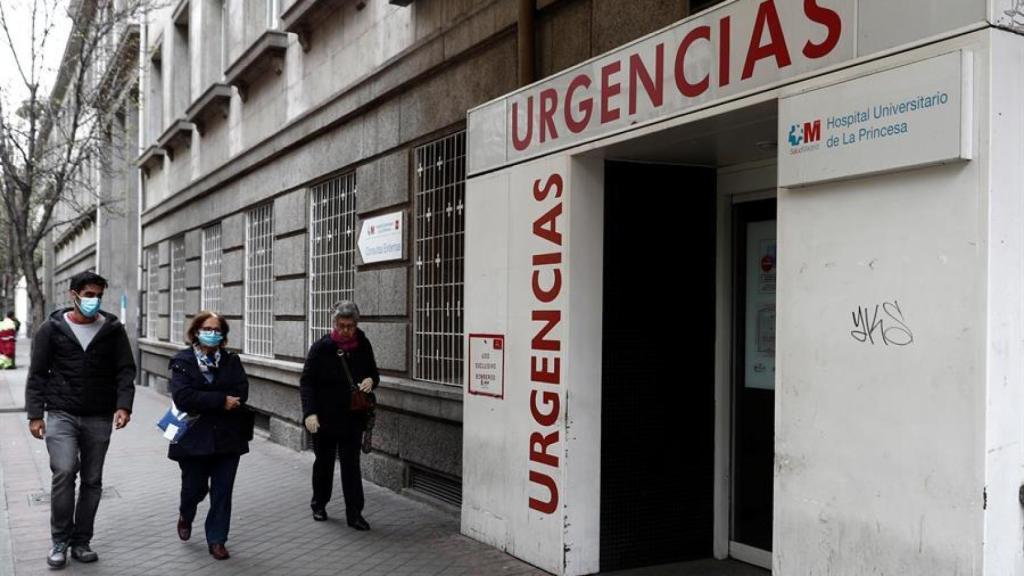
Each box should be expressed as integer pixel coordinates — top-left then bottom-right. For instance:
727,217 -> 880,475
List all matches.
199,328 -> 223,334
335,322 -> 357,332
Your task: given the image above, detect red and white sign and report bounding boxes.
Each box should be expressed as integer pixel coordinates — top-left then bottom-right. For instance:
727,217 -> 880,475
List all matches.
468,334 -> 505,398
468,0 -> 854,174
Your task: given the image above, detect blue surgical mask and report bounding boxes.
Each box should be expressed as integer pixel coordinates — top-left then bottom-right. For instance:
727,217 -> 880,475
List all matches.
197,330 -> 223,347
76,295 -> 101,318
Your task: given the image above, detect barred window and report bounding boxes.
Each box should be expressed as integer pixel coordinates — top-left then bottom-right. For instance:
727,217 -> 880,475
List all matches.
245,203 -> 274,357
146,247 -> 159,339
414,130 -> 466,386
201,223 -> 223,312
308,173 -> 356,345
170,237 -> 186,343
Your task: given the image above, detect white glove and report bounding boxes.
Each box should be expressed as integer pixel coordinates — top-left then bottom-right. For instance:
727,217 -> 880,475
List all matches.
304,414 -> 320,434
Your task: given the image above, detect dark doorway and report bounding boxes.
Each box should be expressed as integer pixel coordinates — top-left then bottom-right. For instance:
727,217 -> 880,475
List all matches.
731,199 -> 777,554
600,161 -> 717,571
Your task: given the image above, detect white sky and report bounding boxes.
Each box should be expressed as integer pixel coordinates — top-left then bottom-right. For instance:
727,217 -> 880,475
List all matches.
0,0 -> 72,111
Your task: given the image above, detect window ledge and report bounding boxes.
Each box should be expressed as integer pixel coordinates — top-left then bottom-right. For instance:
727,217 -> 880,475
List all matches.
139,339 -> 181,355
185,83 -> 233,134
139,341 -> 463,421
155,118 -> 195,160
375,377 -> 463,423
224,30 -> 290,102
135,144 -> 166,175
97,24 -> 140,103
281,0 -> 343,52
235,353 -> 304,385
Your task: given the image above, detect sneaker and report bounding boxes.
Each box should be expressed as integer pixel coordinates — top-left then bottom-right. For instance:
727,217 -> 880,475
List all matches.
312,508 -> 328,522
47,542 -> 68,568
70,543 -> 98,563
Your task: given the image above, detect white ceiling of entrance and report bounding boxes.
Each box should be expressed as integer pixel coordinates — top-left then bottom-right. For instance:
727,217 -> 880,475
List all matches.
602,100 -> 778,168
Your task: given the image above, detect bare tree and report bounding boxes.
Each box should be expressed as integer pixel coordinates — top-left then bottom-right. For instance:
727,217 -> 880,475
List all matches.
0,211 -> 16,313
0,0 -> 154,332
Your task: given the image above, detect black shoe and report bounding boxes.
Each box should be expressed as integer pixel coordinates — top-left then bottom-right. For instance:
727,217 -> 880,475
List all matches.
312,508 -> 328,522
70,543 -> 98,563
47,542 -> 68,568
346,516 -> 370,531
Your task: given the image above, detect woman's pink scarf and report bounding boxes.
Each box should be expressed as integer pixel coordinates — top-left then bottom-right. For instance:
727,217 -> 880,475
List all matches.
331,329 -> 359,352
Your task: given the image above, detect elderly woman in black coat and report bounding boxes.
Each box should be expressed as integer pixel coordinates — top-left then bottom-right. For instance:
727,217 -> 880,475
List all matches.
168,312 -> 251,560
300,300 -> 380,530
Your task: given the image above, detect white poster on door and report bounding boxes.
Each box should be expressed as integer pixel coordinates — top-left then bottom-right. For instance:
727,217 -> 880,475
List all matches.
746,220 -> 776,390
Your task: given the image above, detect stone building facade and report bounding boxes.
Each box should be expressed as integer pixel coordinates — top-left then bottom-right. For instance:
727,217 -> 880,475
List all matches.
136,0 -> 721,506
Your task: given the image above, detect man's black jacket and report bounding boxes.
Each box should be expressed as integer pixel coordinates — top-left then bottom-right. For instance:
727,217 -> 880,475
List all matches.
25,308 -> 136,420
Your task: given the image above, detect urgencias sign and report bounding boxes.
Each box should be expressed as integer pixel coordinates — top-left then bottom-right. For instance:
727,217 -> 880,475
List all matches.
468,0 -> 855,174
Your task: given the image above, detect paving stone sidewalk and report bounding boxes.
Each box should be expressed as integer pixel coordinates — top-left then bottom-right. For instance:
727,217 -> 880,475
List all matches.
0,361 -> 546,576
0,339 -> 768,576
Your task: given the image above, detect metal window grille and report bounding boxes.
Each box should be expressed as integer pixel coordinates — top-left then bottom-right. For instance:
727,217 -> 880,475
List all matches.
201,223 -> 223,311
170,237 -> 187,343
308,173 -> 356,345
409,465 -> 463,508
414,131 -> 466,386
245,203 -> 274,357
146,248 -> 159,339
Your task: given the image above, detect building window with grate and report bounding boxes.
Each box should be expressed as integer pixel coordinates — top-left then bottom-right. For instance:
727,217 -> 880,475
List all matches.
245,203 -> 274,357
201,223 -> 223,312
414,130 -> 466,386
308,173 -> 356,346
170,237 -> 186,343
145,247 -> 159,339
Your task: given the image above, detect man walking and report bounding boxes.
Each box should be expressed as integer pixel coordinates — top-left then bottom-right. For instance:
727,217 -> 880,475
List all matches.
25,271 -> 136,569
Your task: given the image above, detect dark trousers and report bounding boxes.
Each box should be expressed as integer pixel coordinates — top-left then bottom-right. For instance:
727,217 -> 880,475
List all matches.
46,411 -> 113,545
178,455 -> 240,545
311,417 -> 364,521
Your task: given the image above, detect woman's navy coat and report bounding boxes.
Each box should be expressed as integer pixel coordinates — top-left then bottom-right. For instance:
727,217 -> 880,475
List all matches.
167,348 -> 251,461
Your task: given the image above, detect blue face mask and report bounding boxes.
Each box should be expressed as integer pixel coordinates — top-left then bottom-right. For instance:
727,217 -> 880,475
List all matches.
76,295 -> 101,318
197,330 -> 224,347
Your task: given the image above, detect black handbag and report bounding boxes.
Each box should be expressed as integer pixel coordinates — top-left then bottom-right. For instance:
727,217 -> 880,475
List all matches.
338,349 -> 376,412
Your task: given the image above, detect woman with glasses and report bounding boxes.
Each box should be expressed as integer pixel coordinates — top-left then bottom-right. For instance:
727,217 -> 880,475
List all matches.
167,312 -> 252,560
300,300 -> 380,530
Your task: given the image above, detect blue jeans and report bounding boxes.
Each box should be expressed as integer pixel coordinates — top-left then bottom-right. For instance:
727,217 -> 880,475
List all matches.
178,455 -> 240,545
45,411 -> 113,545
